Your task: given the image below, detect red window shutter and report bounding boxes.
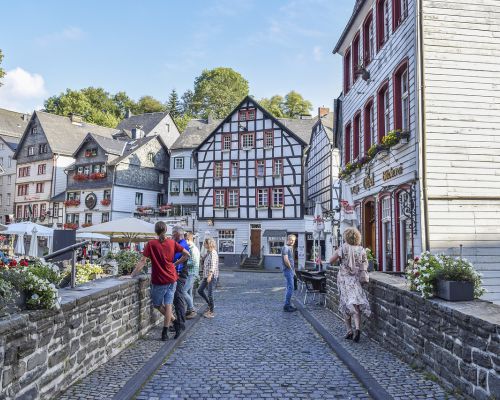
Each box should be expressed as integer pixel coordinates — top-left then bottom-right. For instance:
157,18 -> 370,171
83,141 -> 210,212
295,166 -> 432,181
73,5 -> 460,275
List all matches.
352,33 -> 360,81
344,123 -> 352,164
392,0 -> 401,31
344,48 -> 351,93
363,12 -> 373,64
363,99 -> 373,154
376,0 -> 384,50
377,81 -> 389,142
353,112 -> 361,160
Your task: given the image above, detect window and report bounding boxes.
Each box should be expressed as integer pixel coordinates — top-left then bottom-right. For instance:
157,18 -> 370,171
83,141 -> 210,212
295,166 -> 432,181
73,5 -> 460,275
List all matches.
77,166 -> 83,174
352,33 -> 361,81
394,61 -> 410,132
230,161 -> 239,177
241,133 -> 254,149
256,160 -> 265,177
228,189 -> 239,208
214,161 -> 223,178
363,12 -> 374,65
344,47 -> 351,93
268,237 -> 285,254
7,176 -> 11,185
364,99 -> 375,154
393,0 -> 408,30
190,156 -> 196,169
52,203 -> 59,218
264,131 -> 274,148
0,195 -> 2,206
397,191 -> 412,271
92,164 -> 101,174
39,143 -> 48,154
257,188 -> 268,207
7,156 -> 11,168
102,212 -> 110,223
157,193 -> 164,206
184,180 -> 196,193
377,81 -> 390,142
31,127 -> 38,135
36,183 -> 44,193
24,205 -> 29,219
344,123 -> 352,164
28,146 -> 35,156
174,157 -> 184,169
16,205 -> 22,218
272,159 -> 283,176
84,166 -> 90,175
135,192 -> 143,205
38,164 -> 46,175
103,190 -> 111,200
214,189 -> 225,208
381,196 -> 393,271
222,134 -> 231,151
67,192 -> 81,200
85,213 -> 92,224
66,213 -> 79,225
7,193 -> 10,206
17,184 -> 29,196
148,152 -> 154,162
377,0 -> 390,50
353,112 -> 361,160
238,109 -> 256,121
32,204 -> 38,218
159,174 -> 164,184
272,188 -> 284,207
18,167 -> 30,177
218,230 -> 235,253
170,180 -> 180,193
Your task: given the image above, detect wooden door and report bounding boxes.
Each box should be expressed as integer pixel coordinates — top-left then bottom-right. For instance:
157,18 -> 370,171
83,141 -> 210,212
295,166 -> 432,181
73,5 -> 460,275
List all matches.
250,229 -> 261,257
364,201 -> 376,253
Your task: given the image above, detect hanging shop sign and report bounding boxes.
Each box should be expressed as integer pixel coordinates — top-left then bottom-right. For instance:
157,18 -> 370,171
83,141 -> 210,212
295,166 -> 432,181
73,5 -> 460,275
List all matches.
383,165 -> 404,181
363,166 -> 375,189
351,185 -> 360,195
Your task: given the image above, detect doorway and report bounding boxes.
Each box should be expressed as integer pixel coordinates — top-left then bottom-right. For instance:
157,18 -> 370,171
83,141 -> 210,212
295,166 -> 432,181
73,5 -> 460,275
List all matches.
363,200 -> 376,260
250,224 -> 261,258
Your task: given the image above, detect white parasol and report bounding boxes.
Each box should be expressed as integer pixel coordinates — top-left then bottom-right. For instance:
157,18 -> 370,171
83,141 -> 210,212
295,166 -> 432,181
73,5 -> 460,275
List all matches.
77,217 -> 155,240
14,234 -> 25,255
28,226 -> 38,257
1,222 -> 54,237
76,232 -> 111,241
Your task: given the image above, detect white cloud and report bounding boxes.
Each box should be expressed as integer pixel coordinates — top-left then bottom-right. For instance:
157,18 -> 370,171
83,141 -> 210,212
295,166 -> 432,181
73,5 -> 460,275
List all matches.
36,26 -> 84,46
0,68 -> 48,113
313,45 -> 323,61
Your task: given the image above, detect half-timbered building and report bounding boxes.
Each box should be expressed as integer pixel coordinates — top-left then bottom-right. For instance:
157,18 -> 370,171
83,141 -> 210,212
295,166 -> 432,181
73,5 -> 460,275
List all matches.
335,0 -> 500,303
194,96 -> 317,269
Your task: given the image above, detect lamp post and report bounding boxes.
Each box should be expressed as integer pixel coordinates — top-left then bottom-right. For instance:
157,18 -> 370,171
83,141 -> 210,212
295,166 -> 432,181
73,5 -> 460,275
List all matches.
190,210 -> 197,236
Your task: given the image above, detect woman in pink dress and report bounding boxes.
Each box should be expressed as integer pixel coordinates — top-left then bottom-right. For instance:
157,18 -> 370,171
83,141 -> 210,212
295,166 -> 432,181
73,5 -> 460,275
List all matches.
329,227 -> 371,342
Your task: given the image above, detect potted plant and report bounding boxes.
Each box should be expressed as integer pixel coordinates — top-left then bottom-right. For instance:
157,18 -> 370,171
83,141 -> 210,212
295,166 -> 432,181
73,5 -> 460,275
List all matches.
366,248 -> 378,271
435,256 -> 484,301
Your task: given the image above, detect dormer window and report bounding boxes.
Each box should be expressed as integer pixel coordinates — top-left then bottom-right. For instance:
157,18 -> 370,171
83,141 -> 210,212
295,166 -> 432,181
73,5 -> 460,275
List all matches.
31,127 -> 38,135
148,152 -> 154,162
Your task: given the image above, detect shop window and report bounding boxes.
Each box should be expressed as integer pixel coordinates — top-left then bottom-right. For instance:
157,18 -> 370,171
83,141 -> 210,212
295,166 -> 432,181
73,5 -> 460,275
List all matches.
381,197 -> 393,271
353,112 -> 361,160
268,237 -> 285,255
363,98 -> 375,154
363,11 -> 374,65
344,122 -> 352,164
344,47 -> 351,93
377,81 -> 390,143
218,230 -> 235,253
397,191 -> 413,272
394,60 -> 409,132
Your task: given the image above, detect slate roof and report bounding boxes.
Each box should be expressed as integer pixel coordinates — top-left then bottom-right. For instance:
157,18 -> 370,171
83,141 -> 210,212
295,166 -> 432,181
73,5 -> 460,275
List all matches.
116,112 -> 169,136
107,135 -> 158,166
320,112 -> 335,142
73,133 -> 127,158
50,191 -> 66,202
171,119 -> 222,150
277,117 -> 318,144
333,0 -> 365,53
27,111 -> 120,156
0,135 -> 21,152
0,108 -> 30,138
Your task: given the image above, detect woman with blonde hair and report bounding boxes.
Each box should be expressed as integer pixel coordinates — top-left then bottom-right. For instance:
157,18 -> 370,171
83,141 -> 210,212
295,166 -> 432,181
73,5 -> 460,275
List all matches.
329,227 -> 371,342
198,237 -> 219,318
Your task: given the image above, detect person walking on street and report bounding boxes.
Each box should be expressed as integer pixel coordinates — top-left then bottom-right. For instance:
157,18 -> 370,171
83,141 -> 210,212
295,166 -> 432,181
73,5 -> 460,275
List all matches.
184,232 -> 200,320
198,237 -> 219,318
281,234 -> 297,312
172,226 -> 190,338
129,221 -> 189,341
329,227 -> 371,343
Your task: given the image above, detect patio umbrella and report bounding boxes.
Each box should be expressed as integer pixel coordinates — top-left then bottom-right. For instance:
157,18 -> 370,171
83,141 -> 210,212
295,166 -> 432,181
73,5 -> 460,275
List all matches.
2,222 -> 53,237
76,232 -> 110,241
339,181 -> 358,234
28,226 -> 38,257
14,234 -> 25,255
77,217 -> 156,241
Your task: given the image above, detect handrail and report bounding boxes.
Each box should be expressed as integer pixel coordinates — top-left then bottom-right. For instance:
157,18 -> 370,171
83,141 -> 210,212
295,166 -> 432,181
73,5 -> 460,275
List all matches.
44,240 -> 90,288
240,244 -> 248,266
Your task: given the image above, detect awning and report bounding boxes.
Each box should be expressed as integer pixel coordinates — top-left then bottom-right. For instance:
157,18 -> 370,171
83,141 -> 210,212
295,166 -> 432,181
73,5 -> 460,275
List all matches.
262,229 -> 287,238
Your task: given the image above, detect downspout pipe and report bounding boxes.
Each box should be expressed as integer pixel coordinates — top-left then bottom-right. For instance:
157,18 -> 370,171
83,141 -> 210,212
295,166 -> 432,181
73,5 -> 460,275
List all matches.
417,0 -> 430,251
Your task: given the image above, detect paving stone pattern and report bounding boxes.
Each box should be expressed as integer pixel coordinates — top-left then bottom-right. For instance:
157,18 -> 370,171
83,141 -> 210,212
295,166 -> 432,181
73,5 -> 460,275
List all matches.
137,272 -> 371,400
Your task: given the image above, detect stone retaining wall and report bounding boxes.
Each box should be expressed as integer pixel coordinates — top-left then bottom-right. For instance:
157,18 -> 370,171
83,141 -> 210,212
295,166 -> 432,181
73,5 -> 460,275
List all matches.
325,269 -> 500,399
0,276 -> 160,400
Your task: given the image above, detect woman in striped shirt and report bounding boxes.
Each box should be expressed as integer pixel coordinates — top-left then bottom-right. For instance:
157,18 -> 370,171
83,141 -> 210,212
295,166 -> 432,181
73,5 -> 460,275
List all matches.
198,237 -> 219,318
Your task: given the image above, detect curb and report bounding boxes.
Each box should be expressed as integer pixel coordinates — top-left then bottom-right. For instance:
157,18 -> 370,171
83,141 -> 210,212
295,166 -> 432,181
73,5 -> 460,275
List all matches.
223,268 -> 281,274
293,300 -> 394,400
111,307 -> 206,400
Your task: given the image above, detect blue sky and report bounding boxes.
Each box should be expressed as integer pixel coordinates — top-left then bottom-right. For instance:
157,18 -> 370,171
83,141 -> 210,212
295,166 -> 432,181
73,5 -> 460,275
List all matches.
0,0 -> 353,115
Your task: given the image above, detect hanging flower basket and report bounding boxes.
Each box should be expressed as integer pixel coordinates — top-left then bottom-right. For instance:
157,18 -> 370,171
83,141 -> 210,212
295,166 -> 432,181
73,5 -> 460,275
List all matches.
100,199 -> 111,206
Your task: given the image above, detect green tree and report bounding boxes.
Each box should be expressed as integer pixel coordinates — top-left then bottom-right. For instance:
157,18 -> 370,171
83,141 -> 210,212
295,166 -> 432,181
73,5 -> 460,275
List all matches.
0,50 -> 5,87
112,91 -> 135,119
191,67 -> 249,119
173,114 -> 192,133
181,90 -> 195,115
132,96 -> 165,114
283,90 -> 313,118
259,95 -> 285,118
166,89 -> 182,118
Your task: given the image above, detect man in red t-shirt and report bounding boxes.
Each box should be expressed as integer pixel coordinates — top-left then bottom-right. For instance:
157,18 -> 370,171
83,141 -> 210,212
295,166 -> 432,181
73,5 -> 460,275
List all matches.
130,222 -> 190,341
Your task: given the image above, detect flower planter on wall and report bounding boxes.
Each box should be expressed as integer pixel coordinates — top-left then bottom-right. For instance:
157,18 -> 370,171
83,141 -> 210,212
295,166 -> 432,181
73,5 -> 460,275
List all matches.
436,279 -> 474,302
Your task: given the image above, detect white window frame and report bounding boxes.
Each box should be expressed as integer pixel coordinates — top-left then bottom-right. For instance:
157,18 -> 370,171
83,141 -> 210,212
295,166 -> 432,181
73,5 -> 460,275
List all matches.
264,131 -> 273,148
174,157 -> 184,169
183,180 -> 196,193
369,104 -> 376,147
28,146 -> 35,156
381,197 -> 392,271
257,188 -> 268,208
228,189 -> 239,208
401,69 -> 409,131
85,213 -> 92,224
272,188 -> 284,207
135,192 -> 143,206
222,135 -> 231,151
230,161 -> 239,177
214,162 -> 223,178
384,89 -> 390,136
148,152 -> 154,162
241,133 -> 254,149
214,189 -> 225,208
273,159 -> 282,176
170,180 -> 180,193
256,160 -> 265,177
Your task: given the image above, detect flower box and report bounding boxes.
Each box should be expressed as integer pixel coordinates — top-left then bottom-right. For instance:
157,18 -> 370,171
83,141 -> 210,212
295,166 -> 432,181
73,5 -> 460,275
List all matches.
170,191 -> 180,195
100,199 -> 111,206
89,172 -> 106,180
436,279 -> 474,302
73,173 -> 88,181
81,223 -> 93,228
64,223 -> 78,230
64,199 -> 81,207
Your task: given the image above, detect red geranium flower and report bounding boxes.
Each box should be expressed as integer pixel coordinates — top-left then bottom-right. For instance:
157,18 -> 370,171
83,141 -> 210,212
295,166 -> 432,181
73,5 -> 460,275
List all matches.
9,259 -> 18,267
20,259 -> 29,267
414,256 -> 420,262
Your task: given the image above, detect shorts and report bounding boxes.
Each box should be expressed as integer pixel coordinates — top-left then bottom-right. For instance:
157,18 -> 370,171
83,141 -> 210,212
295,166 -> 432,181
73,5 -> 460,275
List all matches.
151,282 -> 177,307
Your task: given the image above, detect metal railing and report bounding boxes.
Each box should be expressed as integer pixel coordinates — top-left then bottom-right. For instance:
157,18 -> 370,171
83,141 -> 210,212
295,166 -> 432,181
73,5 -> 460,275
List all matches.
44,241 -> 90,288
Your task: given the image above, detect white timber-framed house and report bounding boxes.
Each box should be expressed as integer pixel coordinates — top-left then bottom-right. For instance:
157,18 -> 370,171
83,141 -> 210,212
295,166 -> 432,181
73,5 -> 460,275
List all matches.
194,96 -> 317,269
335,0 -> 500,303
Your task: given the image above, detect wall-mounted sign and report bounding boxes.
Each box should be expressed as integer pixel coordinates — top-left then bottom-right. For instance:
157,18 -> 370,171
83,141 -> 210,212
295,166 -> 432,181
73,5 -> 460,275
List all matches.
363,166 -> 375,189
85,193 -> 97,209
351,185 -> 360,195
383,166 -> 404,181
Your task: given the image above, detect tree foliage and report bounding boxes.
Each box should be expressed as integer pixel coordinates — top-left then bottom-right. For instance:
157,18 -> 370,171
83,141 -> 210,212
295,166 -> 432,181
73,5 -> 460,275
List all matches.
191,67 -> 249,119
0,50 -> 6,87
260,91 -> 313,119
132,96 -> 165,114
166,89 -> 182,118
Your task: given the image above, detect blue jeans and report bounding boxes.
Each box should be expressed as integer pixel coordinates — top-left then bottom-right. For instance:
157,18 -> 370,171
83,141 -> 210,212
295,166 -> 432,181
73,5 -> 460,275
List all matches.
183,274 -> 196,312
198,277 -> 217,312
283,268 -> 294,307
151,282 -> 177,307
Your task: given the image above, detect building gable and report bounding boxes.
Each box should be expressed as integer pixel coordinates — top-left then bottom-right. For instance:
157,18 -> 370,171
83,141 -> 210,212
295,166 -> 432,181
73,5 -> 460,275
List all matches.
13,114 -> 53,164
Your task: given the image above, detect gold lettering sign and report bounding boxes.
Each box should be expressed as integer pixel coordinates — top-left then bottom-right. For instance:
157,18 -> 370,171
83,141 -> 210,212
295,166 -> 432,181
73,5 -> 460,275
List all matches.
351,185 -> 360,195
363,166 -> 375,189
383,166 -> 404,181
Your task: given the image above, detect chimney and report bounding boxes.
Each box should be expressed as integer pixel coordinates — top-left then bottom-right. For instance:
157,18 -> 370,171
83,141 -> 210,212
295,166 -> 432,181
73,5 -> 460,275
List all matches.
69,113 -> 83,125
207,112 -> 214,124
22,114 -> 29,121
318,107 -> 330,118
300,114 -> 312,120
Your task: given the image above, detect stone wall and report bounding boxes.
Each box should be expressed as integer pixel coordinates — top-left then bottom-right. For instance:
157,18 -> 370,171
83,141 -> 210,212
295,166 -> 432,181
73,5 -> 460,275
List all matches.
0,276 -> 160,400
325,269 -> 500,399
